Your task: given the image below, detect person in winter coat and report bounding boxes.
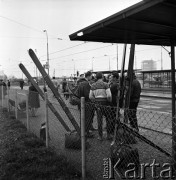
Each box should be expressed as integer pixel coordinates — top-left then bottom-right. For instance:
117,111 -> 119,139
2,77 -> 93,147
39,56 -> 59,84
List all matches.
128,72 -> 141,132
77,71 -> 95,137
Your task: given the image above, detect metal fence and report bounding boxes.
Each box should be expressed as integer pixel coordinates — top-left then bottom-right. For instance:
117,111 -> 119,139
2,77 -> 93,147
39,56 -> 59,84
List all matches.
0,85 -> 175,180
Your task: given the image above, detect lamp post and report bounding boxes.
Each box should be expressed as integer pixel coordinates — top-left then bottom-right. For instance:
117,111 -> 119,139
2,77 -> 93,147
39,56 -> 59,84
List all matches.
43,30 -> 49,75
104,55 -> 110,71
161,46 -> 163,70
92,57 -> 94,71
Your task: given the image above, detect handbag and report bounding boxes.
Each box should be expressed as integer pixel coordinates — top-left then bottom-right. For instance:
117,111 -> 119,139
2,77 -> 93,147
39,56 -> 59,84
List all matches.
69,94 -> 80,106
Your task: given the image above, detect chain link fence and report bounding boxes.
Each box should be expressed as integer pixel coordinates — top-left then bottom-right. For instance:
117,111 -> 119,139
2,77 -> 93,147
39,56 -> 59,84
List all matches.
0,85 -> 175,179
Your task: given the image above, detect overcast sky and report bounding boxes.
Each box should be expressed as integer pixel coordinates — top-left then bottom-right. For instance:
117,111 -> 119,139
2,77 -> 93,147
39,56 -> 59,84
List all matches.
0,0 -> 172,78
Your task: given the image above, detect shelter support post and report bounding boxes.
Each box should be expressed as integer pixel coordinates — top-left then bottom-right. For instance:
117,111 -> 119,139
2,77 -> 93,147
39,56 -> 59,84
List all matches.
81,97 -> 86,180
171,42 -> 176,170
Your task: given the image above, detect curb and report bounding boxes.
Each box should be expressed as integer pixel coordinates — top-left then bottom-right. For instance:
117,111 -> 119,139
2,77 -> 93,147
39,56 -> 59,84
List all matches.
141,94 -> 171,99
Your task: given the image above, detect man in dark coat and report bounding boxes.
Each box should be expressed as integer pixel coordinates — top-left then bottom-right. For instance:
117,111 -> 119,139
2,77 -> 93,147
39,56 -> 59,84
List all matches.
109,72 -> 120,137
77,71 -> 94,137
129,73 -> 141,132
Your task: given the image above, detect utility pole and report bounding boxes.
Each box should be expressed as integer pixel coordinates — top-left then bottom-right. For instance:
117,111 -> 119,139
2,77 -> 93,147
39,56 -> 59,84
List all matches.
43,30 -> 49,75
104,55 -> 110,71
92,57 -> 94,71
161,46 -> 163,70
117,44 -> 118,71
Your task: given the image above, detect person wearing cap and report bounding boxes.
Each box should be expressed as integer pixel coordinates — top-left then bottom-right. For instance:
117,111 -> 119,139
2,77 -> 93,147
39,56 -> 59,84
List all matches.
129,72 -> 141,132
89,72 -> 112,140
77,71 -> 95,137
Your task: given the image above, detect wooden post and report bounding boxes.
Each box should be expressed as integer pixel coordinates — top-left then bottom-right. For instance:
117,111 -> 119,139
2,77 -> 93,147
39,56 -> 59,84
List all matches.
45,92 -> 49,148
1,85 -> 3,108
171,42 -> 176,170
15,90 -> 18,119
7,86 -> 10,112
26,93 -> 29,130
81,97 -> 86,179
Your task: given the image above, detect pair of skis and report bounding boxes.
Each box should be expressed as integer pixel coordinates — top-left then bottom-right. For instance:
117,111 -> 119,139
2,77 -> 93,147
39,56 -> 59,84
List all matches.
19,49 -> 81,135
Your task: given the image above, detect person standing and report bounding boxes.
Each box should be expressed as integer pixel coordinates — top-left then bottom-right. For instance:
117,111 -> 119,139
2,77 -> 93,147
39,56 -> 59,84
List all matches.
129,72 -> 141,132
52,77 -> 58,98
77,71 -> 95,137
20,80 -> 24,90
28,81 -> 40,116
62,78 -> 69,99
89,72 -> 112,140
109,72 -> 120,138
7,80 -> 10,89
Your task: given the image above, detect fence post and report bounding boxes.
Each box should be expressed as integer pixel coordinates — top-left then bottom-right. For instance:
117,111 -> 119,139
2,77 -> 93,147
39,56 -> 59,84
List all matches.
15,90 -> 18,119
26,93 -> 29,130
1,85 -> 3,108
81,97 -> 86,180
7,86 -> 10,112
45,92 -> 49,148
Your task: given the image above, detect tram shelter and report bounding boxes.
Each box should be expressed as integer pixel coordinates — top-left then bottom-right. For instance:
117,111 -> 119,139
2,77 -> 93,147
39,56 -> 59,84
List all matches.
69,0 -> 176,168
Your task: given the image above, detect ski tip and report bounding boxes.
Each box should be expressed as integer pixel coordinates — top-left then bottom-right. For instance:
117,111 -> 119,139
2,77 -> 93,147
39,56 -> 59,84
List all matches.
19,63 -> 23,68
28,49 -> 34,55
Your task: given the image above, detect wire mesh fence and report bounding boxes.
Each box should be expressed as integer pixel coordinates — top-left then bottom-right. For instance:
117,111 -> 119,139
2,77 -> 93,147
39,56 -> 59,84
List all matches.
83,101 -> 173,179
0,85 -> 175,179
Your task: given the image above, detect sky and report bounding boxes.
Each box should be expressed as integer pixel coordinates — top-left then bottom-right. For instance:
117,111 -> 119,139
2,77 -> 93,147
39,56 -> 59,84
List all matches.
0,0 -> 173,79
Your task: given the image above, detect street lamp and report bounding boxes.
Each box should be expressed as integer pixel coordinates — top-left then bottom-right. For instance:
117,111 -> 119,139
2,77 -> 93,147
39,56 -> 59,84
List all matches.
92,57 -> 94,71
43,30 -> 49,75
104,55 -> 110,71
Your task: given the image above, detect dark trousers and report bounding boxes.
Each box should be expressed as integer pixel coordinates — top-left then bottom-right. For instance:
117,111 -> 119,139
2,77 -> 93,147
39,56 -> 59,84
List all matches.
128,101 -> 139,131
95,101 -> 111,137
109,106 -> 121,135
85,103 -> 95,133
80,102 -> 95,134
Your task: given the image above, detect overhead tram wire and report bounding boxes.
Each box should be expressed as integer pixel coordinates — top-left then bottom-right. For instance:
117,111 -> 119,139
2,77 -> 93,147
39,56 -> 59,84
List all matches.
49,46 -> 161,65
48,44 -> 114,61
0,15 -> 43,34
39,42 -> 87,58
39,41 -> 115,59
0,15 -> 62,39
161,46 -> 171,57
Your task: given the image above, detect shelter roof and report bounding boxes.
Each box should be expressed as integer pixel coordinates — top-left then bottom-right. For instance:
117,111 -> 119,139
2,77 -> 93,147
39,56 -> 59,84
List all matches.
69,0 -> 176,46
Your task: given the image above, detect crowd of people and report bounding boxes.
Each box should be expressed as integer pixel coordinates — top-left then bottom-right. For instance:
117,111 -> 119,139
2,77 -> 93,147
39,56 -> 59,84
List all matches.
60,71 -> 141,141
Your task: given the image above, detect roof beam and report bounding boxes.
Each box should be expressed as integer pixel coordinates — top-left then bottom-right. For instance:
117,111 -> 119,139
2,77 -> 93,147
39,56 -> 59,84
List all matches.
104,26 -> 169,39
81,34 -> 171,45
127,18 -> 176,33
163,2 -> 176,9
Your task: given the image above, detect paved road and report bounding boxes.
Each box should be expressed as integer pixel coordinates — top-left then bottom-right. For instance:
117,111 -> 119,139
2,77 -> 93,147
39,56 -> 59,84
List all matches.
9,85 -> 172,113
139,96 -> 171,113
